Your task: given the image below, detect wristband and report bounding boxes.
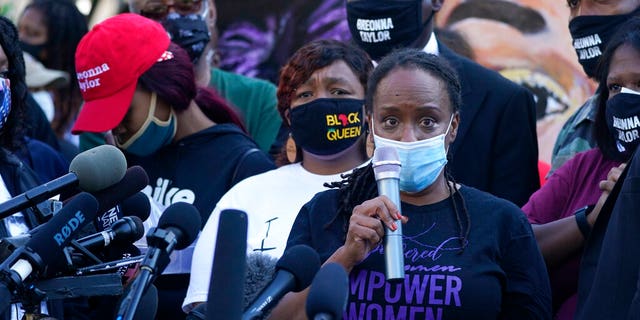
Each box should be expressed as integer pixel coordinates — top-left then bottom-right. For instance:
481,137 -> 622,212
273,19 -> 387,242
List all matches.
574,205 -> 595,238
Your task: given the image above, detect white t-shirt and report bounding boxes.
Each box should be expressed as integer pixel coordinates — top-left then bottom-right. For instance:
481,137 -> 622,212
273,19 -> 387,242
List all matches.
182,162 -> 362,312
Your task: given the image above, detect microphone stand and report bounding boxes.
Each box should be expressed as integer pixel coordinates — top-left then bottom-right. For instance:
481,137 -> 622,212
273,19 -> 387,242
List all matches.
115,228 -> 175,320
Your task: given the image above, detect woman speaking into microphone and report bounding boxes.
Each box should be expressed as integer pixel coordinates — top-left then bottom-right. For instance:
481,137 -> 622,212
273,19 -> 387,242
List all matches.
270,49 -> 551,320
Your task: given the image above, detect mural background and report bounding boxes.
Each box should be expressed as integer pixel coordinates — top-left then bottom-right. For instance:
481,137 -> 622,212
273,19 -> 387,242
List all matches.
0,0 -> 596,163
214,0 -> 596,163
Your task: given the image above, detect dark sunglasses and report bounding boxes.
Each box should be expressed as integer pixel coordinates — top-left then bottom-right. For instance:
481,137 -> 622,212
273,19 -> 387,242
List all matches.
140,0 -> 204,21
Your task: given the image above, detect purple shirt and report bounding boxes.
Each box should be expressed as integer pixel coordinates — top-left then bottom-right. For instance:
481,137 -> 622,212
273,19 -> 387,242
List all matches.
523,148 -> 621,320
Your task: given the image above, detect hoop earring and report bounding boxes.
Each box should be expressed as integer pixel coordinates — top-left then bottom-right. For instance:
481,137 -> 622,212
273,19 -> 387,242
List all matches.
366,131 -> 375,158
286,133 -> 297,163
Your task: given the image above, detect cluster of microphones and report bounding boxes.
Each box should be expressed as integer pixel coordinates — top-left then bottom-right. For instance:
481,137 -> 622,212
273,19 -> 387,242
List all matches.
0,144 -> 404,320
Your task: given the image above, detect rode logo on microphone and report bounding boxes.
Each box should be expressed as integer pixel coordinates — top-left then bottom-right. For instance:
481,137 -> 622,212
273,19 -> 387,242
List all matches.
53,211 -> 86,246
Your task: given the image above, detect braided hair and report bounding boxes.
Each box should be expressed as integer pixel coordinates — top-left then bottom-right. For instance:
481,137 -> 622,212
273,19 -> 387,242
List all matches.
325,49 -> 471,251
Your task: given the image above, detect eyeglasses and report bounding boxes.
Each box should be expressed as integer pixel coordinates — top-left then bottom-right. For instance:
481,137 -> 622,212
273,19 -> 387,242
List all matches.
139,0 -> 204,21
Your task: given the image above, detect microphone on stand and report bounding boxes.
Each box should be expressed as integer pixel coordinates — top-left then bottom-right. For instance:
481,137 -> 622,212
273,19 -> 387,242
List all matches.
0,145 -> 126,220
0,192 -> 99,314
76,216 -> 145,251
115,202 -> 201,320
306,263 -> 349,320
242,245 -> 321,320
372,146 -> 404,281
95,191 -> 151,232
206,209 -> 248,320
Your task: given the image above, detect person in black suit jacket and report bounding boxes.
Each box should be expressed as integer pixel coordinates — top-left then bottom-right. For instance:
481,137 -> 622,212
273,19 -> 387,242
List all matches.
346,0 -> 539,206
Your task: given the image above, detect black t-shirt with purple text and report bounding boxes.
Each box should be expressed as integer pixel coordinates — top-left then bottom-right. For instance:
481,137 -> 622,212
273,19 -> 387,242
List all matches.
287,185 -> 551,319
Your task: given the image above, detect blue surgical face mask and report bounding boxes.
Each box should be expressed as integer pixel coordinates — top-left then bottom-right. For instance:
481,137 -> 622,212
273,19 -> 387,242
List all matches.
372,116 -> 453,193
116,92 -> 177,157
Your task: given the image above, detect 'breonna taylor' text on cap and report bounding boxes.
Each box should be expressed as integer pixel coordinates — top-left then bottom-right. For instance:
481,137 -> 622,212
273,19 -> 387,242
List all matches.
72,13 -> 170,134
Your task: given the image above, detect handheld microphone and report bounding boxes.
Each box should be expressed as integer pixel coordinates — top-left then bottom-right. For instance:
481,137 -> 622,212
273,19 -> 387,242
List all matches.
306,263 -> 349,320
116,202 -> 201,320
242,245 -> 321,320
372,146 -> 404,281
207,209 -> 248,320
77,216 -> 145,251
0,145 -> 126,220
0,192 -> 99,312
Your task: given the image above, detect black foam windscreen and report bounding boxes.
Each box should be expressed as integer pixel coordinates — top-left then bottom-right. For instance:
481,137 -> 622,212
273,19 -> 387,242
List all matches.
27,192 -> 99,271
243,253 -> 278,309
157,202 -> 201,250
207,209 -> 248,320
276,245 -> 321,292
92,166 -> 149,214
69,144 -> 127,192
120,192 -> 151,222
306,263 -> 349,320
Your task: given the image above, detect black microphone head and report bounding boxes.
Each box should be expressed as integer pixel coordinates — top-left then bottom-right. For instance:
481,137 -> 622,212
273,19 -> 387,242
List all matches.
276,245 -> 321,292
69,144 -> 127,192
112,216 -> 145,243
306,263 -> 349,320
133,283 -> 158,320
372,146 -> 401,180
27,192 -> 99,273
120,192 -> 151,222
158,202 -> 201,250
93,166 -> 149,214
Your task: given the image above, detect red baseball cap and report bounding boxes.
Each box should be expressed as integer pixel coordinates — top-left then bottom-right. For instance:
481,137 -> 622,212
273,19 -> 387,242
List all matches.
72,13 -> 170,134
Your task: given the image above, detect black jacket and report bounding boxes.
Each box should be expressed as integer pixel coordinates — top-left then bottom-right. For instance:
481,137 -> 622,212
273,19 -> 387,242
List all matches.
441,44 -> 540,207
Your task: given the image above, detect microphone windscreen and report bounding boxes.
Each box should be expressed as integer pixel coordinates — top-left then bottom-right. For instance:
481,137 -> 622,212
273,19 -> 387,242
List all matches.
207,209 -> 247,320
27,192 -> 99,271
243,253 -> 278,309
133,283 -> 158,320
276,245 -> 321,292
115,216 -> 145,244
158,202 -> 201,250
93,166 -> 149,214
306,263 -> 349,320
120,192 -> 151,222
372,146 -> 401,177
69,145 -> 127,192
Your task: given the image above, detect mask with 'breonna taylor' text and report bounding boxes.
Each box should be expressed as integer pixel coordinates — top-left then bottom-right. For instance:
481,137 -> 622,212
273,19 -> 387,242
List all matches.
606,87 -> 640,160
346,0 -> 433,61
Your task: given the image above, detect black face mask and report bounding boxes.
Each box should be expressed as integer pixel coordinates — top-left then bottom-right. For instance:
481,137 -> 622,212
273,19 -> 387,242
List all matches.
569,7 -> 640,78
347,0 -> 432,61
19,40 -> 46,62
606,91 -> 640,159
162,13 -> 211,64
289,98 -> 364,156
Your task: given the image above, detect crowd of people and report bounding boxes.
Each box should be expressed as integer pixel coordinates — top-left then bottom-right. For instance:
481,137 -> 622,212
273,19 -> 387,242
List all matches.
0,0 -> 639,319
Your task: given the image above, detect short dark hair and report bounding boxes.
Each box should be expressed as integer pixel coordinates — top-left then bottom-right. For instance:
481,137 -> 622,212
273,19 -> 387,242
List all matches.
365,48 -> 462,115
593,16 -> 640,161
0,16 -> 27,151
